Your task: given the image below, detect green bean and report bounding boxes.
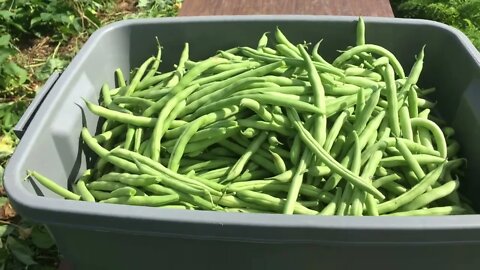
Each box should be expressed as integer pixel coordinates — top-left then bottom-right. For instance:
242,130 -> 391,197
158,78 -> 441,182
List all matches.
288,109 -> 384,200
186,60 -> 282,106
377,162 -> 445,214
74,170 -> 95,202
143,41 -> 162,80
226,132 -> 269,181
411,117 -> 448,158
94,124 -> 127,144
98,172 -> 158,186
324,109 -> 350,153
112,96 -> 155,108
84,100 -> 156,127
326,110 -> 385,190
337,131 -> 361,215
283,149 -> 312,214
356,17 -> 366,46
381,182 -> 407,196
90,190 -> 114,201
400,180 -> 459,211
235,189 -> 318,215
101,194 -> 179,207
115,69 -> 127,88
191,67 -> 249,86
123,126 -> 135,150
270,150 -> 287,173
298,44 -> 327,147
380,154 -> 444,168
372,173 -> 402,188
382,64 -> 401,136
82,128 -> 140,174
197,167 -> 230,180
217,140 -> 278,174
110,186 -> 137,197
333,44 -> 405,78
276,44 -> 301,59
401,45 -> 425,94
384,206 -> 466,216
396,138 -> 425,179
325,88 -> 372,117
28,171 -> 81,200
353,87 -> 381,134
133,127 -> 143,152
311,40 -> 330,66
121,56 -> 156,96
274,27 -> 301,57
319,187 -> 342,215
408,86 -> 419,118
237,118 -> 293,136
382,137 -> 440,156
87,181 -> 127,191
345,67 -> 382,82
136,71 -> 175,90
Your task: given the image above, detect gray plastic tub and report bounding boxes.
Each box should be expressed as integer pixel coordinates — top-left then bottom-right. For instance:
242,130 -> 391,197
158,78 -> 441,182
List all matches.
4,16 -> 480,270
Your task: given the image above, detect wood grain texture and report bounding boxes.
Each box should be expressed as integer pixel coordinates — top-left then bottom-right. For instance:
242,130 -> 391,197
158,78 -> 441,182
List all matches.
179,0 -> 394,17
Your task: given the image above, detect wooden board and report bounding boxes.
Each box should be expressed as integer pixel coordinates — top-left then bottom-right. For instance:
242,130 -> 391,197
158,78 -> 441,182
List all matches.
179,0 -> 394,17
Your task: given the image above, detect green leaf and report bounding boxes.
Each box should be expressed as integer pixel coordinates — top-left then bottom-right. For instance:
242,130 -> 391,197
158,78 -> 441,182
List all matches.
0,225 -> 11,237
31,226 -> 55,249
6,236 -> 37,266
0,34 -> 10,47
0,10 -> 14,22
3,62 -> 28,85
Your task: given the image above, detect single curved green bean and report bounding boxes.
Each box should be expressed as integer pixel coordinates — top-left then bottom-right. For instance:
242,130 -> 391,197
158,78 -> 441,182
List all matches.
84,100 -> 156,127
28,171 -> 81,200
333,44 -> 405,78
411,117 -> 448,158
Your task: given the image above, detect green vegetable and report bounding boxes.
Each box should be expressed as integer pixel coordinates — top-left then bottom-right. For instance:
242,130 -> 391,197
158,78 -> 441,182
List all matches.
29,18 -> 474,217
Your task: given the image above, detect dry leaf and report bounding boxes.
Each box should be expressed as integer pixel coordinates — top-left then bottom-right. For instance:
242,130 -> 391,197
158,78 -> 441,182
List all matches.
0,201 -> 16,220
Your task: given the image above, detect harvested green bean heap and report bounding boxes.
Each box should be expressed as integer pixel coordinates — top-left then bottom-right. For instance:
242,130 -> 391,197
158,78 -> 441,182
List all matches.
31,18 -> 475,215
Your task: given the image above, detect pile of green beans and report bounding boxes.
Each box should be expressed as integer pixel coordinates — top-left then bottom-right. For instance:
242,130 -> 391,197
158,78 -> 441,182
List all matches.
30,18 -> 475,216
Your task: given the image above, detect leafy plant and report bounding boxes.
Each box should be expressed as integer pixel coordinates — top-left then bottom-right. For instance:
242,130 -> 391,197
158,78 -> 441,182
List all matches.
127,0 -> 183,18
391,0 -> 480,49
